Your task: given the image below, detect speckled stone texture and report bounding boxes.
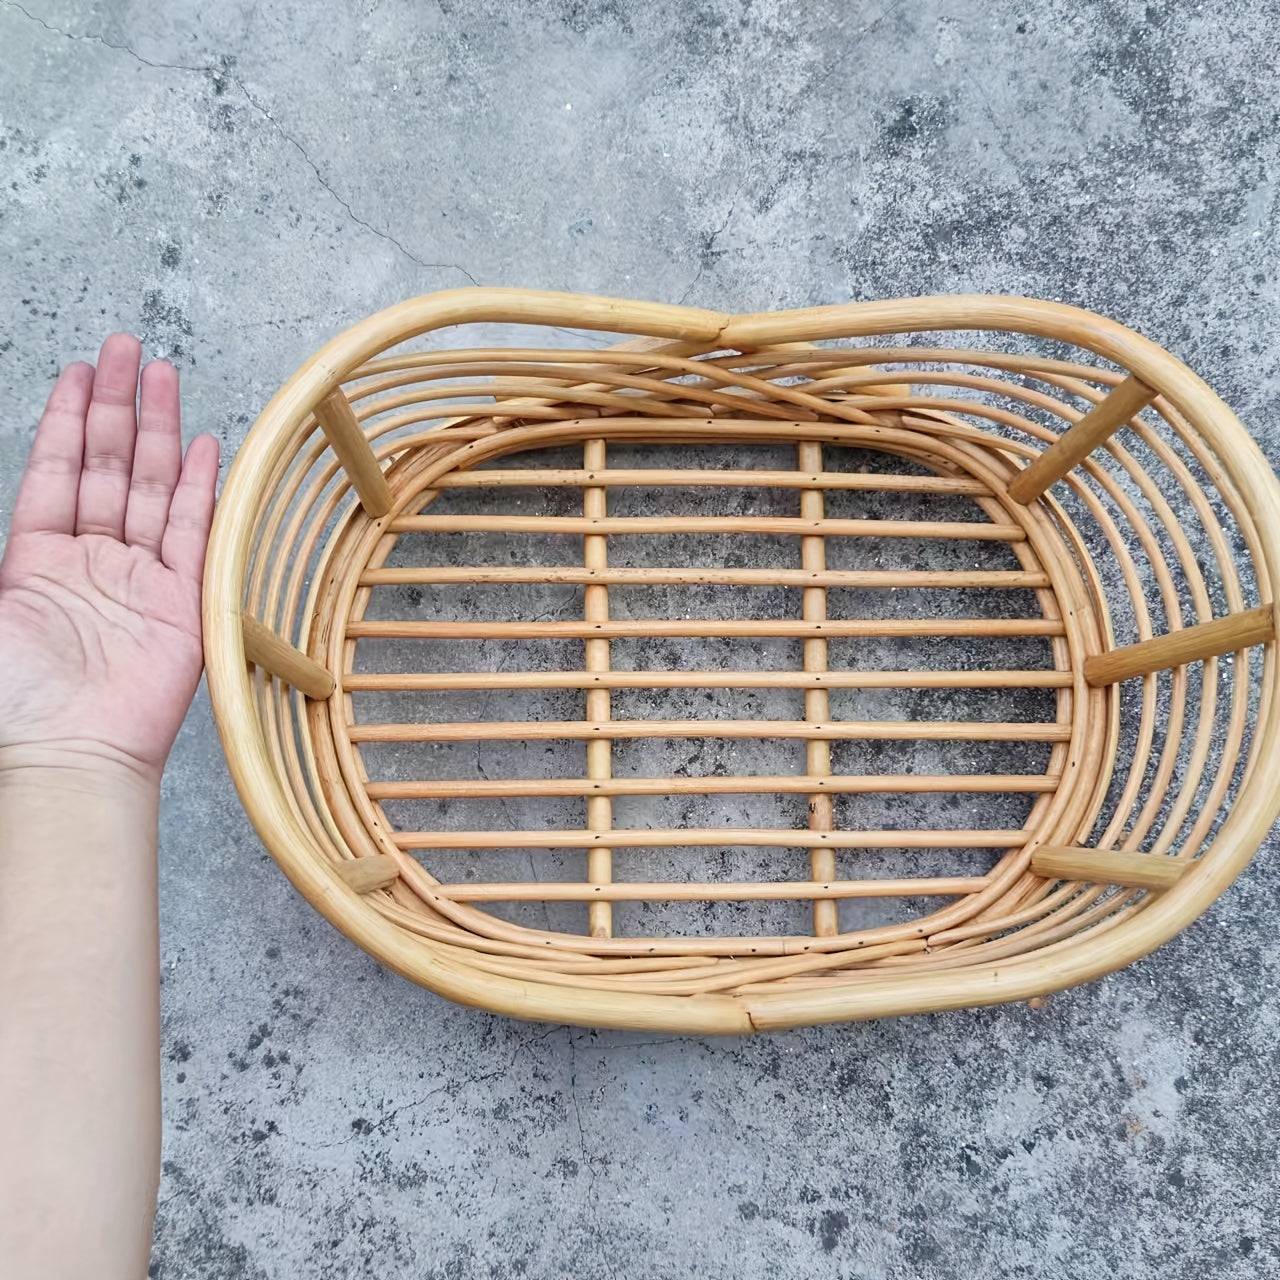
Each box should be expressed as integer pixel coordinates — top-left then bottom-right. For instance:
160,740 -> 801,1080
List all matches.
3,1 -> 1279,1276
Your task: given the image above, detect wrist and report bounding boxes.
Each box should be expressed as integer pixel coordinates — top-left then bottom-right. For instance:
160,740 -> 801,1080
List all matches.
0,740 -> 161,797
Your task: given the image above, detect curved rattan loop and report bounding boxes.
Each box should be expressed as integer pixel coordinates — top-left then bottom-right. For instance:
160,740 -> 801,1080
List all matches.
204,290 -> 1280,1031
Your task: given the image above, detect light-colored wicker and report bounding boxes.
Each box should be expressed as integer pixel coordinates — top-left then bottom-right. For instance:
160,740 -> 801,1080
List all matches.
203,290 -> 1280,1031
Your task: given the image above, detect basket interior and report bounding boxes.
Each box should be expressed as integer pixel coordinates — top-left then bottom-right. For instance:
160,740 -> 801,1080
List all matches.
351,436 -> 1064,943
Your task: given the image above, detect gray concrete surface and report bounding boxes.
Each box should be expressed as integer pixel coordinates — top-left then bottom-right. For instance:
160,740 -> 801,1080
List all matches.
3,1 -> 1280,1276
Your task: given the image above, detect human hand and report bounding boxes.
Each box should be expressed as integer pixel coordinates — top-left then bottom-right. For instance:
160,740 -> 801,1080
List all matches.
0,335 -> 219,785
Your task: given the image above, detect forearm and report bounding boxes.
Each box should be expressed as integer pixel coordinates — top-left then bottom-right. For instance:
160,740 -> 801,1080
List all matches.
0,748 -> 161,1280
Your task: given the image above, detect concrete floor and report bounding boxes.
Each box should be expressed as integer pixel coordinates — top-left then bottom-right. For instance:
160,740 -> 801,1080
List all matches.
3,1 -> 1280,1276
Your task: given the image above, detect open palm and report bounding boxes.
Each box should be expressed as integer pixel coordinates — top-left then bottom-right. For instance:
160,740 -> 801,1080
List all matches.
0,336 -> 219,781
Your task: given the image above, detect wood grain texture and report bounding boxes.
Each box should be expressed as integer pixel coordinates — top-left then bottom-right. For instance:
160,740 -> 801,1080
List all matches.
1007,374 -> 1157,504
333,854 -> 401,894
314,390 -> 394,517
242,613 -> 335,699
1030,847 -> 1188,890
1084,605 -> 1274,686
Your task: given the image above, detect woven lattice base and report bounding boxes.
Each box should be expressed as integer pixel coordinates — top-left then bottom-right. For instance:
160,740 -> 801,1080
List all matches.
204,291 -> 1280,1030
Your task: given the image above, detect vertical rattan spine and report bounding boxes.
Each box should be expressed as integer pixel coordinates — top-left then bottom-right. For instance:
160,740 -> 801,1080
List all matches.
583,438 -> 614,939
798,441 -> 838,936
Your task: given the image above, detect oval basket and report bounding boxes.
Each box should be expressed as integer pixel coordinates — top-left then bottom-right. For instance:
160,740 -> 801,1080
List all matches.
204,290 -> 1280,1031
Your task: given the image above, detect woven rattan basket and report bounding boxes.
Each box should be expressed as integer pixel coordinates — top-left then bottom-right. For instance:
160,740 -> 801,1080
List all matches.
204,289 -> 1280,1031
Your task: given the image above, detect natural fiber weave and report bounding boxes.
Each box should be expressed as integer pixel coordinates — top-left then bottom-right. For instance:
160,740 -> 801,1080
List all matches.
204,290 -> 1280,1031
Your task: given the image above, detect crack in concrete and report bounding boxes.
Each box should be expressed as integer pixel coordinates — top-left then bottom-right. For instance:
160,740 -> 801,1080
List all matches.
806,0 -> 907,100
565,1030 -> 620,1280
678,179 -> 751,309
1,0 -> 478,286
373,1085 -> 448,1131
304,1066 -> 504,1150
580,1036 -> 687,1051
232,78 -> 478,285
565,1031 -> 589,1171
523,1024 -> 562,1046
3,0 -> 213,72
679,193 -> 740,307
963,67 -> 1022,175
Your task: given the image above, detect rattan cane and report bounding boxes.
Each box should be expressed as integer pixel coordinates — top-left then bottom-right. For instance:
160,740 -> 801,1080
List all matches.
203,290 -> 1280,1031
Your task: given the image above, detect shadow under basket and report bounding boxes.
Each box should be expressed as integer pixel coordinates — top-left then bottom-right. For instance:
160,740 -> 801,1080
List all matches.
204,289 -> 1280,1032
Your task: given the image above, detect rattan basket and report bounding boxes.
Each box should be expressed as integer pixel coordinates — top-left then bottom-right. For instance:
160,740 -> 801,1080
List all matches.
204,289 -> 1280,1032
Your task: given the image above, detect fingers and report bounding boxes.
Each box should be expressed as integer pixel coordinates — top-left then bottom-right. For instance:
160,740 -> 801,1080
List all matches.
11,339 -> 205,564
8,363 -> 95,537
161,434 -> 219,582
124,360 -> 183,554
76,333 -> 142,539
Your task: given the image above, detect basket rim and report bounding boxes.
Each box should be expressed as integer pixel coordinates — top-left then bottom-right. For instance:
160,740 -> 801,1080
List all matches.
203,288 -> 1280,1030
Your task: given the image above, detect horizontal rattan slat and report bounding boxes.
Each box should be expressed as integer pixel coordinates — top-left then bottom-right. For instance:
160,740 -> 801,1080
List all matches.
391,828 -> 1028,849
434,878 -> 992,901
359,566 -> 1049,588
429,467 -> 993,493
364,773 -> 1061,798
345,617 -> 1066,639
389,514 -> 1025,540
348,718 -> 1072,742
342,669 -> 1071,691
